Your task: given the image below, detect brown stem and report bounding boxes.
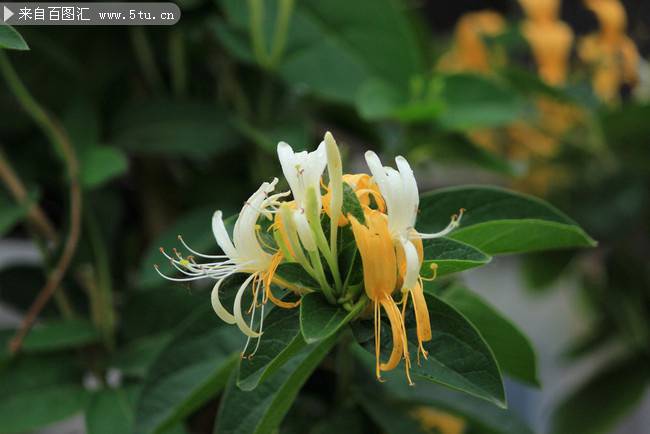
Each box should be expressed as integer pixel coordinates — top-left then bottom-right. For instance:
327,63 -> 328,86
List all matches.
0,51 -> 82,354
0,148 -> 58,245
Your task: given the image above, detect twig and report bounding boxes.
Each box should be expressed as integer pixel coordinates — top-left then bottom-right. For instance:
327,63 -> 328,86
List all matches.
0,148 -> 58,245
0,50 -> 82,354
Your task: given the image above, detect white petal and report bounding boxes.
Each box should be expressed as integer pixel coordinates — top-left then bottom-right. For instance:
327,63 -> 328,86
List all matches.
233,273 -> 262,338
277,141 -> 302,204
212,211 -> 237,259
293,210 -> 316,251
395,156 -> 419,228
210,275 -> 237,324
401,239 -> 420,291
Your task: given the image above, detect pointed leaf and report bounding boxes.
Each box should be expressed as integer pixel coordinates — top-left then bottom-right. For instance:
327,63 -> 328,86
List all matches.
0,25 -> 28,50
341,182 -> 365,224
420,237 -> 491,278
355,292 -> 505,407
215,335 -> 338,434
418,186 -> 595,254
237,307 -> 305,391
300,293 -> 366,343
440,285 -> 539,386
79,146 -> 128,190
134,305 -> 240,434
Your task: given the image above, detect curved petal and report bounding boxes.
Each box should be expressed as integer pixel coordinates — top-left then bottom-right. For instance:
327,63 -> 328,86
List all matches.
212,211 -> 237,259
210,275 -> 237,324
293,210 -> 317,252
277,141 -> 301,204
395,156 -> 419,228
400,239 -> 421,291
233,273 -> 262,338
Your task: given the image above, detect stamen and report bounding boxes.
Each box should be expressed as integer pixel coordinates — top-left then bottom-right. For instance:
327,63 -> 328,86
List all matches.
178,235 -> 228,259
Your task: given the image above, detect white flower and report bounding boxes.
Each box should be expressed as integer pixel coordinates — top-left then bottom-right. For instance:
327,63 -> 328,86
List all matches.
365,151 -> 462,291
156,178 -> 287,346
277,141 -> 327,211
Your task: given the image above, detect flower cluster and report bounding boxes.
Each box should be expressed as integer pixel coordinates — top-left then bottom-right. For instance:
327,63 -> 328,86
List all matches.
156,133 -> 462,382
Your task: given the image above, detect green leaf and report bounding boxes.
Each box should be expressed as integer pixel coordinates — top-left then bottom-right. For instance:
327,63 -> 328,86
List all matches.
521,250 -> 576,291
0,384 -> 89,434
112,101 -> 237,157
219,0 -> 422,104
0,353 -> 81,397
274,263 -> 320,292
357,356 -> 533,434
341,182 -> 365,224
437,74 -> 525,130
300,293 -> 365,344
440,285 -> 539,386
355,292 -> 505,407
552,355 -> 650,434
110,334 -> 173,379
420,237 -> 491,278
418,186 -> 596,254
237,306 -> 305,391
360,397 -> 429,434
134,305 -> 241,434
86,388 -> 138,434
215,334 -> 338,434
0,25 -> 29,50
0,319 -> 100,360
79,146 -> 128,189
0,191 -> 36,237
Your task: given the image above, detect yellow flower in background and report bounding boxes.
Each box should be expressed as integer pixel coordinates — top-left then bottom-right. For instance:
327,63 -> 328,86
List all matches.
578,0 -> 639,102
438,11 -> 505,73
518,0 -> 573,86
411,407 -> 466,434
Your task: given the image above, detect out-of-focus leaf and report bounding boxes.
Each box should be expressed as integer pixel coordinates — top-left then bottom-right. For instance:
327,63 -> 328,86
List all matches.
0,353 -> 81,397
0,25 -> 28,50
134,305 -> 240,434
310,408 -> 365,434
552,355 -> 650,434
79,146 -> 128,189
440,285 -> 539,386
112,101 -> 237,157
85,388 -> 138,434
521,250 -> 576,291
420,237 -> 491,278
355,292 -> 505,407
0,191 -> 36,237
0,319 -> 100,360
238,306 -> 305,391
215,334 -> 338,434
437,74 -> 525,130
0,266 -> 48,315
0,384 -> 89,434
121,287 -> 204,339
219,0 -> 423,104
110,334 -> 172,379
418,186 -> 596,254
599,104 -> 650,174
299,293 -> 365,344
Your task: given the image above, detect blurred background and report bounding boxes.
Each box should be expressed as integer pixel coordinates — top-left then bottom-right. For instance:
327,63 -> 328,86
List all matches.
1,0 -> 649,433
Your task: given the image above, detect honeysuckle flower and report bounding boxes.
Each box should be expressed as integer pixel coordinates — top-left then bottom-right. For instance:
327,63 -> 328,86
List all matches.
365,151 -> 463,359
519,0 -> 573,86
277,140 -> 327,212
578,0 -> 639,102
323,173 -> 385,227
438,11 -> 505,73
156,178 -> 293,355
349,210 -> 411,383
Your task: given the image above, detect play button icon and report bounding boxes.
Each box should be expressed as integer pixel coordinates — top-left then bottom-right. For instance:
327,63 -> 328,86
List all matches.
4,6 -> 14,22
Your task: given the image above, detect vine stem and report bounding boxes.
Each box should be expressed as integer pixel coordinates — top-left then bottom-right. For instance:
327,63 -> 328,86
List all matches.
0,51 -> 82,354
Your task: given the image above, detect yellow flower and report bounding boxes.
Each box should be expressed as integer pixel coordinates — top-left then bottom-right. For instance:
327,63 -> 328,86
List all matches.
438,11 -> 505,73
578,0 -> 639,102
349,210 -> 412,384
411,407 -> 466,434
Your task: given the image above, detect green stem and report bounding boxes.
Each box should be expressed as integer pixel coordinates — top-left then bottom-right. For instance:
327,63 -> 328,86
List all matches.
85,206 -> 115,351
130,27 -> 164,93
169,28 -> 187,98
247,0 -> 269,68
308,250 -> 336,304
268,0 -> 295,68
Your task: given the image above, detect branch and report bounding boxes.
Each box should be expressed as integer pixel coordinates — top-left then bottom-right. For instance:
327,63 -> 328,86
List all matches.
0,51 -> 82,354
